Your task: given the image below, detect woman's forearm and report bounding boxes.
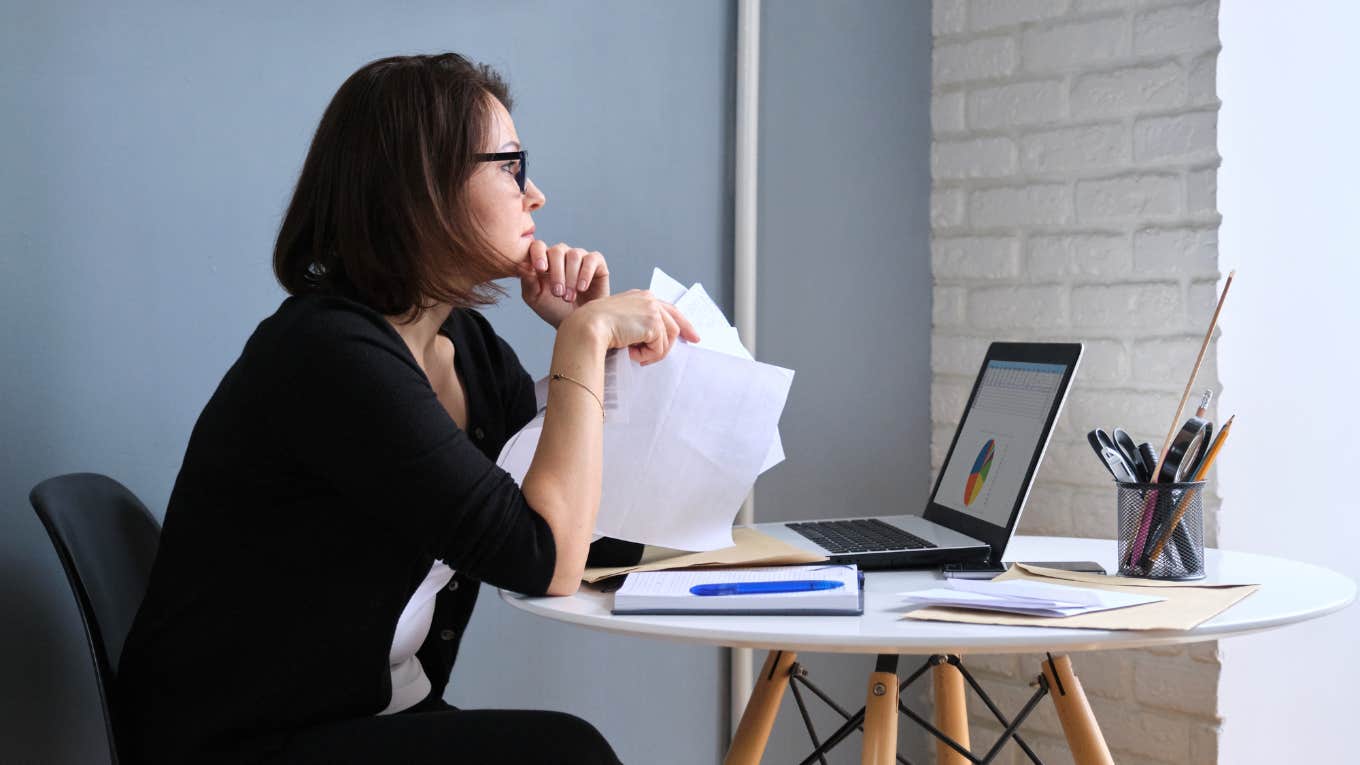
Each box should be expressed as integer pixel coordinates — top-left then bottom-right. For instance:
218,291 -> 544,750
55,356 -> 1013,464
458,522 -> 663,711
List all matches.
520,313 -> 609,595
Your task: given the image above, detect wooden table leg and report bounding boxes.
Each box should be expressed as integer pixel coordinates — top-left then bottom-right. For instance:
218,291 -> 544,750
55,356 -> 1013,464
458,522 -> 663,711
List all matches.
1041,654 -> 1114,765
860,654 -> 899,765
933,657 -> 971,764
724,650 -> 797,765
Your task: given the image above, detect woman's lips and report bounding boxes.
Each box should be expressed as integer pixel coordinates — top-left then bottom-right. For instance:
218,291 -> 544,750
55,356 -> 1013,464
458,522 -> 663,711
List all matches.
521,228 -> 535,238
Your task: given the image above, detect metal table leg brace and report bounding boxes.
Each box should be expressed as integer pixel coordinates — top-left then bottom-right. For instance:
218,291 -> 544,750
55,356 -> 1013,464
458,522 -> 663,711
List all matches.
726,651 -> 1113,765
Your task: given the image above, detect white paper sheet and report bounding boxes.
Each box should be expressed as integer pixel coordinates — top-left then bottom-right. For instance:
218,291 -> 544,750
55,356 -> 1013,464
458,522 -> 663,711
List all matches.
651,269 -> 786,472
496,269 -> 794,551
898,580 -> 1163,617
647,267 -> 689,304
947,578 -> 1102,606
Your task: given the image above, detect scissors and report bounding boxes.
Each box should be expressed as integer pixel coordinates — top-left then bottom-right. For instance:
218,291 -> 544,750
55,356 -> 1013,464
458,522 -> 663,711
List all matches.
1138,442 -> 1160,482
1087,429 -> 1139,483
1112,428 -> 1150,482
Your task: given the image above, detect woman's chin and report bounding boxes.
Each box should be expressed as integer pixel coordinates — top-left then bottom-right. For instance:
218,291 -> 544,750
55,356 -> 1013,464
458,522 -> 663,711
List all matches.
496,251 -> 532,280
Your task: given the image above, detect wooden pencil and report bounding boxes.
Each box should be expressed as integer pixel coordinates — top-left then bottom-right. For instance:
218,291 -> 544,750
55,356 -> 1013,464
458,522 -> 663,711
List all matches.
1152,271 -> 1235,482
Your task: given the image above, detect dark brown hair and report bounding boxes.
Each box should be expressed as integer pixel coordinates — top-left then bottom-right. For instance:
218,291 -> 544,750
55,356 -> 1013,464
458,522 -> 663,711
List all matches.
273,53 -> 514,317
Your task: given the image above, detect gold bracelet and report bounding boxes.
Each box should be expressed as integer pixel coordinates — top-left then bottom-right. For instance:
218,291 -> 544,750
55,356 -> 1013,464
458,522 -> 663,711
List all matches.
550,372 -> 605,421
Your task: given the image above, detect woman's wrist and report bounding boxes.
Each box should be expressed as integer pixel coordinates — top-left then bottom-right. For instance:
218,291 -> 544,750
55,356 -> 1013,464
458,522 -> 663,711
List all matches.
558,308 -> 610,357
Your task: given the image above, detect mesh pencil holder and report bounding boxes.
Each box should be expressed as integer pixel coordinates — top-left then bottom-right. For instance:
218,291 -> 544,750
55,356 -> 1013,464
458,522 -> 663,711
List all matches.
1115,480 -> 1206,581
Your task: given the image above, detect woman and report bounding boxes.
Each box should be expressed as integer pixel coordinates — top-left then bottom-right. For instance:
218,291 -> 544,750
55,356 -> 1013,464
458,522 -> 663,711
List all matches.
115,52 -> 698,764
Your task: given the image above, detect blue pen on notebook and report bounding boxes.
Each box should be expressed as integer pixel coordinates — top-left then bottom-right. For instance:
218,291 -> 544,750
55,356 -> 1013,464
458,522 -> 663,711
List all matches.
690,580 -> 845,596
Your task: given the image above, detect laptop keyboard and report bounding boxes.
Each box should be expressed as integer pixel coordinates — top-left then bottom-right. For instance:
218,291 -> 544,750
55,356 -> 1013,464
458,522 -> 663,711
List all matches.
787,519 -> 937,554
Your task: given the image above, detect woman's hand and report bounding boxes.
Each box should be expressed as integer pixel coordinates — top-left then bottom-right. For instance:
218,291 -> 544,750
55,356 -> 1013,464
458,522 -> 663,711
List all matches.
567,290 -> 701,365
517,240 -> 610,329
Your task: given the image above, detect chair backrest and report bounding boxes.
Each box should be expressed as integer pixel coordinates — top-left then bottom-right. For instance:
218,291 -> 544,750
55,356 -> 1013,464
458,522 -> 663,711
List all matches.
30,472 -> 161,764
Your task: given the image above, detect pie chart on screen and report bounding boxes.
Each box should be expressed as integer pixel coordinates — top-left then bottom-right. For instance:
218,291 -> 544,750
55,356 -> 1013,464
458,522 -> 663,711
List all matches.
964,439 -> 995,506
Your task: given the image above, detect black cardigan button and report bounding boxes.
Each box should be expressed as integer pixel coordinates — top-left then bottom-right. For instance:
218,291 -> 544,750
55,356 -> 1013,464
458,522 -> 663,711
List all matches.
439,629 -> 457,641
473,426 -> 485,440
446,579 -> 459,592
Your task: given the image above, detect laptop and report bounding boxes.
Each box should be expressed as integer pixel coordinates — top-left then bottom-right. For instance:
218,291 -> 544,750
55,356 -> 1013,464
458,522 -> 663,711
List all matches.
755,342 -> 1083,570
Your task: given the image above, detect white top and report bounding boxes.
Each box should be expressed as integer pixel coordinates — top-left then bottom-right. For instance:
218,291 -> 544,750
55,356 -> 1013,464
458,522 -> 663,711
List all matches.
500,536 -> 1356,655
379,560 -> 454,715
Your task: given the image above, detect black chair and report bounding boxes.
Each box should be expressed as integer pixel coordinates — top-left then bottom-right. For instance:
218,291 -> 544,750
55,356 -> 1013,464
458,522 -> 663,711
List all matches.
30,473 -> 161,765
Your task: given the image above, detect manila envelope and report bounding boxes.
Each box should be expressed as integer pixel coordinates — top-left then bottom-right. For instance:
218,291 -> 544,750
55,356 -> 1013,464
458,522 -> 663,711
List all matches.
903,564 -> 1260,631
583,526 -> 826,584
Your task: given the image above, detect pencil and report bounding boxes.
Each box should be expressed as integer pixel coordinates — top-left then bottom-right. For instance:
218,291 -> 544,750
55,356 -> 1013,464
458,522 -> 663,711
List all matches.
1152,272 -> 1234,483
1147,414 -> 1235,563
1195,389 -> 1213,418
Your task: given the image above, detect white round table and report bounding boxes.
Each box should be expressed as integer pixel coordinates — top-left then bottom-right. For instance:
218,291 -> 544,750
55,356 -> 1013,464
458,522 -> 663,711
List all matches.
501,536 -> 1355,764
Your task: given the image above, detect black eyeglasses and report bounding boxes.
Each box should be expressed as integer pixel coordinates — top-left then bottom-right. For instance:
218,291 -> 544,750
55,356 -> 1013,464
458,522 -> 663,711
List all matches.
474,150 -> 527,193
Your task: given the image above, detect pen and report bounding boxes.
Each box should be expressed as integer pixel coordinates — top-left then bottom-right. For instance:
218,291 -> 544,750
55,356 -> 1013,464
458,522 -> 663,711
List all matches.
690,580 -> 845,596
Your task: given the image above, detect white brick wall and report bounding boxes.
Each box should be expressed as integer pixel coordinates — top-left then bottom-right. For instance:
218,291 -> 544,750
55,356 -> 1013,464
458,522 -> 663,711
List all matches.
931,1 -> 1222,762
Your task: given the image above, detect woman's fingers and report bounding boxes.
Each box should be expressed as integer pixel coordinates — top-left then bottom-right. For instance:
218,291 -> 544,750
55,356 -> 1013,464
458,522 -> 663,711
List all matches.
664,303 -> 701,343
587,289 -> 702,365
633,323 -> 660,367
530,242 -> 617,304
630,306 -> 660,365
574,251 -> 607,302
638,303 -> 682,366
542,244 -> 588,302
561,248 -> 585,302
530,239 -> 549,274
659,307 -> 680,353
521,241 -> 547,301
542,243 -> 564,297
516,256 -> 540,298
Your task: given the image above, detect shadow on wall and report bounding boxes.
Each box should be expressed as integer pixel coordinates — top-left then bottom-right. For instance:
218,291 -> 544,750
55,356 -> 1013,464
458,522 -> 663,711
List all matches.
0,532 -> 111,764
2,229 -> 119,760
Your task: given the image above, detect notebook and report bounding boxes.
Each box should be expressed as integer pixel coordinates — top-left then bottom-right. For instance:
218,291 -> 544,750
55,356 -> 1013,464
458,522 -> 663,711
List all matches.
611,565 -> 863,616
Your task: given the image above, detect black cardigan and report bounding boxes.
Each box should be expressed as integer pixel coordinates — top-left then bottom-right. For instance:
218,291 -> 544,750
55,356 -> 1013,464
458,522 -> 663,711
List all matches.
115,294 -> 641,764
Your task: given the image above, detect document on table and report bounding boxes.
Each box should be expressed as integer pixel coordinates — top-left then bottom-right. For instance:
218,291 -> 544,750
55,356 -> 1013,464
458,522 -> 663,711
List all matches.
899,579 -> 1164,617
902,565 -> 1259,630
496,268 -> 794,552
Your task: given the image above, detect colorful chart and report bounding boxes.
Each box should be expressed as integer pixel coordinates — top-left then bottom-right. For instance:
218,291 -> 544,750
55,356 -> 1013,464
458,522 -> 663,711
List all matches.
964,439 -> 995,506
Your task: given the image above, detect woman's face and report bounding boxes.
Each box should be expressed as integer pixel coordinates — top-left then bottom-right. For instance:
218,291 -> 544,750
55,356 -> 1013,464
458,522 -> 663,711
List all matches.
467,97 -> 546,273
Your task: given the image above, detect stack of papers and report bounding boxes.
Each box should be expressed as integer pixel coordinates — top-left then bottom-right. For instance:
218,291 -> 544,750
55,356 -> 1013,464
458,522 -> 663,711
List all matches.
900,579 -> 1164,617
497,268 -> 794,551
903,564 -> 1259,631
613,565 -> 862,615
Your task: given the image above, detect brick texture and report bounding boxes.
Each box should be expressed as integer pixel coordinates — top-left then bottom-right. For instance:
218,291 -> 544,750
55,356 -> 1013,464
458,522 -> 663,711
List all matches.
931,0 -> 1223,761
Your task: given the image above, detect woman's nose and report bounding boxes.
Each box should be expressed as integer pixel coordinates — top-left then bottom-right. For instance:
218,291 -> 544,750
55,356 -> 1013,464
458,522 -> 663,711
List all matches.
524,178 -> 546,211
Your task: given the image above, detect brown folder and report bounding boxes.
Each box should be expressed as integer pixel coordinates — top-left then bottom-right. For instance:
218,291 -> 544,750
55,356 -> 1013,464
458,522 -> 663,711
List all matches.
582,526 -> 826,584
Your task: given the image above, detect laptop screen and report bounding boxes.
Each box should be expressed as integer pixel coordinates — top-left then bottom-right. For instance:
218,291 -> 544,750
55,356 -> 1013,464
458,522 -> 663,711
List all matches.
935,359 -> 1060,519
931,359 -> 1071,527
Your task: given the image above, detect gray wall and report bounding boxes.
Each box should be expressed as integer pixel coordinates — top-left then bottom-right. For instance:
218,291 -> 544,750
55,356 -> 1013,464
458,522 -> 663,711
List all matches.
0,1 -> 731,762
754,1 -> 933,762
1,1 -> 932,762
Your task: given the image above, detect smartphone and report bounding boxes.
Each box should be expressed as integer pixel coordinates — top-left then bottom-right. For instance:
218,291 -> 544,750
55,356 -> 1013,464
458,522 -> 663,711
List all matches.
1026,560 -> 1106,574
940,561 -> 1008,579
941,560 -> 1106,580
